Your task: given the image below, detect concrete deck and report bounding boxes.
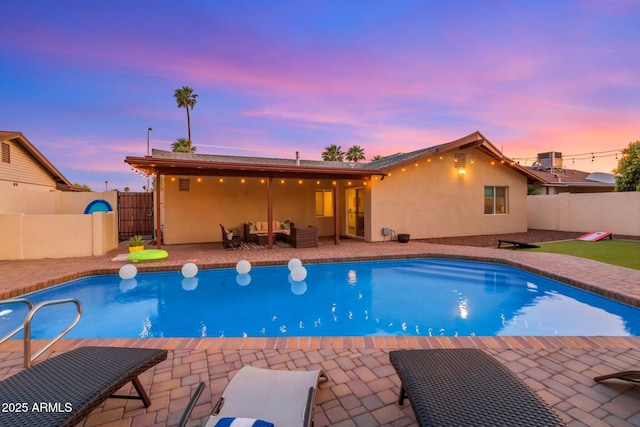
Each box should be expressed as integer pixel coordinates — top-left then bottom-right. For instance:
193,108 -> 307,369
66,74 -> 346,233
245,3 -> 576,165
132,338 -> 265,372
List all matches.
1,239 -> 639,426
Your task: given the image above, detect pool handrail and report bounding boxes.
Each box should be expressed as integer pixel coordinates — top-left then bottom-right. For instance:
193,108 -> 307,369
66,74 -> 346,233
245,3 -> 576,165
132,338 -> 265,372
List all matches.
0,298 -> 35,346
23,298 -> 83,368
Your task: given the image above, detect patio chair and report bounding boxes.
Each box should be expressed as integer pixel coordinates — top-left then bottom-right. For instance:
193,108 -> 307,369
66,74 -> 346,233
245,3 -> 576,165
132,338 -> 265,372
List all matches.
0,346 -> 167,427
195,366 -> 327,427
595,370 -> 640,384
389,349 -> 566,427
220,224 -> 242,249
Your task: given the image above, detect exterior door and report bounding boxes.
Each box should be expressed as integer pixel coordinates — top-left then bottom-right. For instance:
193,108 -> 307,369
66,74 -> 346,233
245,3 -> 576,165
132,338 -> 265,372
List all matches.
346,188 -> 365,238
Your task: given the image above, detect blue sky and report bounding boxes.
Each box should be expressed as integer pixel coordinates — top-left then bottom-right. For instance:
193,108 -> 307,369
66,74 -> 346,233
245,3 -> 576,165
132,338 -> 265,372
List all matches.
1,1 -> 638,191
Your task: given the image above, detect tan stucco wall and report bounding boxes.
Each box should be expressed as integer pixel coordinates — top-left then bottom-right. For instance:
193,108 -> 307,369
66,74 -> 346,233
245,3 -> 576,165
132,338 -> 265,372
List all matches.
0,188 -> 117,215
0,212 -> 118,260
368,149 -> 528,241
161,176 -> 341,244
0,189 -> 119,259
528,192 -> 640,235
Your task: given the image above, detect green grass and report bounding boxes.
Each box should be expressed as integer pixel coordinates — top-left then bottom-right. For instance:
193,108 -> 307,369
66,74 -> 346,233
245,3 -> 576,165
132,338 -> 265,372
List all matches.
526,239 -> 640,270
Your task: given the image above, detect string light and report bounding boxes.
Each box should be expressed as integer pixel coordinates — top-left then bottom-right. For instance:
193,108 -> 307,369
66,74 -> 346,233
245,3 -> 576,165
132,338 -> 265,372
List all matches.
510,148 -> 624,166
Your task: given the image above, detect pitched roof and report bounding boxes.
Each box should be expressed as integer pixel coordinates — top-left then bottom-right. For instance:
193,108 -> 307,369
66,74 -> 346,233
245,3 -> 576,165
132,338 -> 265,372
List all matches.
125,131 -> 540,182
525,166 -> 616,188
0,131 -> 77,190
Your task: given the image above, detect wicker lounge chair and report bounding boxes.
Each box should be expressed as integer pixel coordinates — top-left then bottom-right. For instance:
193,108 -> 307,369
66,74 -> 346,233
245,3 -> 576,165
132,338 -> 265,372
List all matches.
389,349 -> 565,427
595,370 -> 640,384
200,366 -> 327,427
0,346 -> 167,427
220,224 -> 242,249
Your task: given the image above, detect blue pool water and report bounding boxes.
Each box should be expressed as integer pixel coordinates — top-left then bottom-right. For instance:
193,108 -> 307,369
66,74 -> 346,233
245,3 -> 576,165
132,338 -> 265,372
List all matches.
1,258 -> 638,338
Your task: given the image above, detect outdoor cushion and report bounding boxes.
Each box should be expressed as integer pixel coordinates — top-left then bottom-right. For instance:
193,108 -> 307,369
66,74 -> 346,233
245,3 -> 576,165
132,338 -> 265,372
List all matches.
202,366 -> 325,427
214,418 -> 274,427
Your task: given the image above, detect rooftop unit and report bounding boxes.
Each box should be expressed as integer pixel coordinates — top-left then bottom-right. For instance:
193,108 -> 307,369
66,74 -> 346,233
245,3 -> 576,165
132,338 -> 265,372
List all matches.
532,152 -> 562,170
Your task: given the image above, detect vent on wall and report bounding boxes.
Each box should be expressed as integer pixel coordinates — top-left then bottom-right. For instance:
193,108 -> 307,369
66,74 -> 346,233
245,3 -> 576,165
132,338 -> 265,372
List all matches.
1,142 -> 9,163
454,153 -> 466,168
178,178 -> 190,191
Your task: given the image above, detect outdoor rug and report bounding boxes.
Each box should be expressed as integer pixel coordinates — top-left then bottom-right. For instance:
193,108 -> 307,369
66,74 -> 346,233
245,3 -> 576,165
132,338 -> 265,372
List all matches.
228,241 -> 292,251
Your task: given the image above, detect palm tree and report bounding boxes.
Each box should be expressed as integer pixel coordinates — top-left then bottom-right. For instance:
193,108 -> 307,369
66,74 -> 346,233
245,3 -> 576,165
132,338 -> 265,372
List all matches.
370,154 -> 383,161
172,137 -> 197,153
321,144 -> 345,162
173,86 -> 198,153
346,145 -> 366,163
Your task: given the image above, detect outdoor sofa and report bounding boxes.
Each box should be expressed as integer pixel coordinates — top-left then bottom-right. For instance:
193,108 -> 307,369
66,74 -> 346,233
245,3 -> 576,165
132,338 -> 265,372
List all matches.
243,220 -> 291,242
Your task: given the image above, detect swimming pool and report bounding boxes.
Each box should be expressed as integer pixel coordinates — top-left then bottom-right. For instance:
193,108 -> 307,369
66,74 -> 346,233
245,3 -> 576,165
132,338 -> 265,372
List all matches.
2,258 -> 638,338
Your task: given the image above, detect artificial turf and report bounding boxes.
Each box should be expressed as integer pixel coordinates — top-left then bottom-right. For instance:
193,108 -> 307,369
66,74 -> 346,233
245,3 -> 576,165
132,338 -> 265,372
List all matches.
526,239 -> 640,270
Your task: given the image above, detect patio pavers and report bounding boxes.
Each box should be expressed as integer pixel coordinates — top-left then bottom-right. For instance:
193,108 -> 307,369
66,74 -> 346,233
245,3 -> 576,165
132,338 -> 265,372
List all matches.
0,239 -> 639,425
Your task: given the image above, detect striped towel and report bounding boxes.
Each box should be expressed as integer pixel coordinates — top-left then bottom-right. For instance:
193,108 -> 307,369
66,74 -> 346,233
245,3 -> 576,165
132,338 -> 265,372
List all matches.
214,418 -> 274,427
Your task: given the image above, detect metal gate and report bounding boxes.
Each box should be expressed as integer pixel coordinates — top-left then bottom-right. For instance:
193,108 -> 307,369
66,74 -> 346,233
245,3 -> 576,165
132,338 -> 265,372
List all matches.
118,192 -> 154,241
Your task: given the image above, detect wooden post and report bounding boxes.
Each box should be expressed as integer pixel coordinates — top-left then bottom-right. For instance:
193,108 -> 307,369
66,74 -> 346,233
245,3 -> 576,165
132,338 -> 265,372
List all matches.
333,181 -> 340,245
155,171 -> 162,249
267,176 -> 273,249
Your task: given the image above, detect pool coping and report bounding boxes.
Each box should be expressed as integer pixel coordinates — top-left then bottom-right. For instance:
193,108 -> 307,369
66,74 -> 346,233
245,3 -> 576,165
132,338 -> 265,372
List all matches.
3,248 -> 639,309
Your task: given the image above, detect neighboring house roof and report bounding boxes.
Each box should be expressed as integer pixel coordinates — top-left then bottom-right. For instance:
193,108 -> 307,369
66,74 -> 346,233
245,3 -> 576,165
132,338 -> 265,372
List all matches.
0,131 -> 78,191
125,131 -> 541,182
525,166 -> 616,189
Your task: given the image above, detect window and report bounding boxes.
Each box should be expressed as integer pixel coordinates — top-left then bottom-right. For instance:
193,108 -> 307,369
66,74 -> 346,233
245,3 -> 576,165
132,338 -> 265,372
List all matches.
484,186 -> 508,214
315,189 -> 333,217
1,143 -> 9,163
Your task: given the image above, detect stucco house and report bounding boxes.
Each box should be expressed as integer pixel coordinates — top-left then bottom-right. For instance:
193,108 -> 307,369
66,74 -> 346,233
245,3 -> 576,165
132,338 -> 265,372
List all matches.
125,131 -> 541,247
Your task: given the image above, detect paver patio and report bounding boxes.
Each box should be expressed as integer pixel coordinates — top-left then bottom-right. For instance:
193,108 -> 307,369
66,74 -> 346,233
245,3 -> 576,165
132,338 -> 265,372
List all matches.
1,238 -> 639,426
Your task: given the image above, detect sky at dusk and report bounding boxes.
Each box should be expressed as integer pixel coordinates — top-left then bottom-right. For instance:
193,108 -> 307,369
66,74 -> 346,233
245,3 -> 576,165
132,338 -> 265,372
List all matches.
1,1 -> 638,191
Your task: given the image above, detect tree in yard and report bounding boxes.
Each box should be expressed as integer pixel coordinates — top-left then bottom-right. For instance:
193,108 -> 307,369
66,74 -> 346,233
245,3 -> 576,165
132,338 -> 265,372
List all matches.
346,145 -> 366,163
614,140 -> 640,191
172,137 -> 197,153
321,144 -> 345,161
173,86 -> 198,153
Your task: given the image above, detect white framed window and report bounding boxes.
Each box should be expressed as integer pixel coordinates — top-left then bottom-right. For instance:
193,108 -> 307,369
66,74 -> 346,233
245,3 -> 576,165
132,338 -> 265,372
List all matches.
484,186 -> 508,214
315,189 -> 333,217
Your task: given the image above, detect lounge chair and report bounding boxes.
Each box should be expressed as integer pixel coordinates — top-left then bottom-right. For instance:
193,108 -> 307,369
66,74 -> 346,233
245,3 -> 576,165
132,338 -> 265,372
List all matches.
0,346 -> 167,427
220,224 -> 242,249
198,366 -> 327,427
595,370 -> 640,384
389,349 -> 565,427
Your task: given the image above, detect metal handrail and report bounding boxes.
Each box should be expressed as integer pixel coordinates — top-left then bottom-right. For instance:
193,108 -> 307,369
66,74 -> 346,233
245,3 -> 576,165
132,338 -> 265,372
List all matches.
23,298 -> 82,368
0,298 -> 34,345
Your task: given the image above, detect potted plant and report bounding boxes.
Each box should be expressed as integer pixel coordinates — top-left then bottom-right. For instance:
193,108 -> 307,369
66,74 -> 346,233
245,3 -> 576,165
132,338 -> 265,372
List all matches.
128,235 -> 145,252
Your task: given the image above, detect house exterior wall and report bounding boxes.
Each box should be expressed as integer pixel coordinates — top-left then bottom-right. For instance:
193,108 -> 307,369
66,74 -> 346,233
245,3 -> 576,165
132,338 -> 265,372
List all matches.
159,149 -> 529,245
161,176 -> 340,244
0,139 -> 58,190
528,192 -> 640,235
368,149 -> 528,241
